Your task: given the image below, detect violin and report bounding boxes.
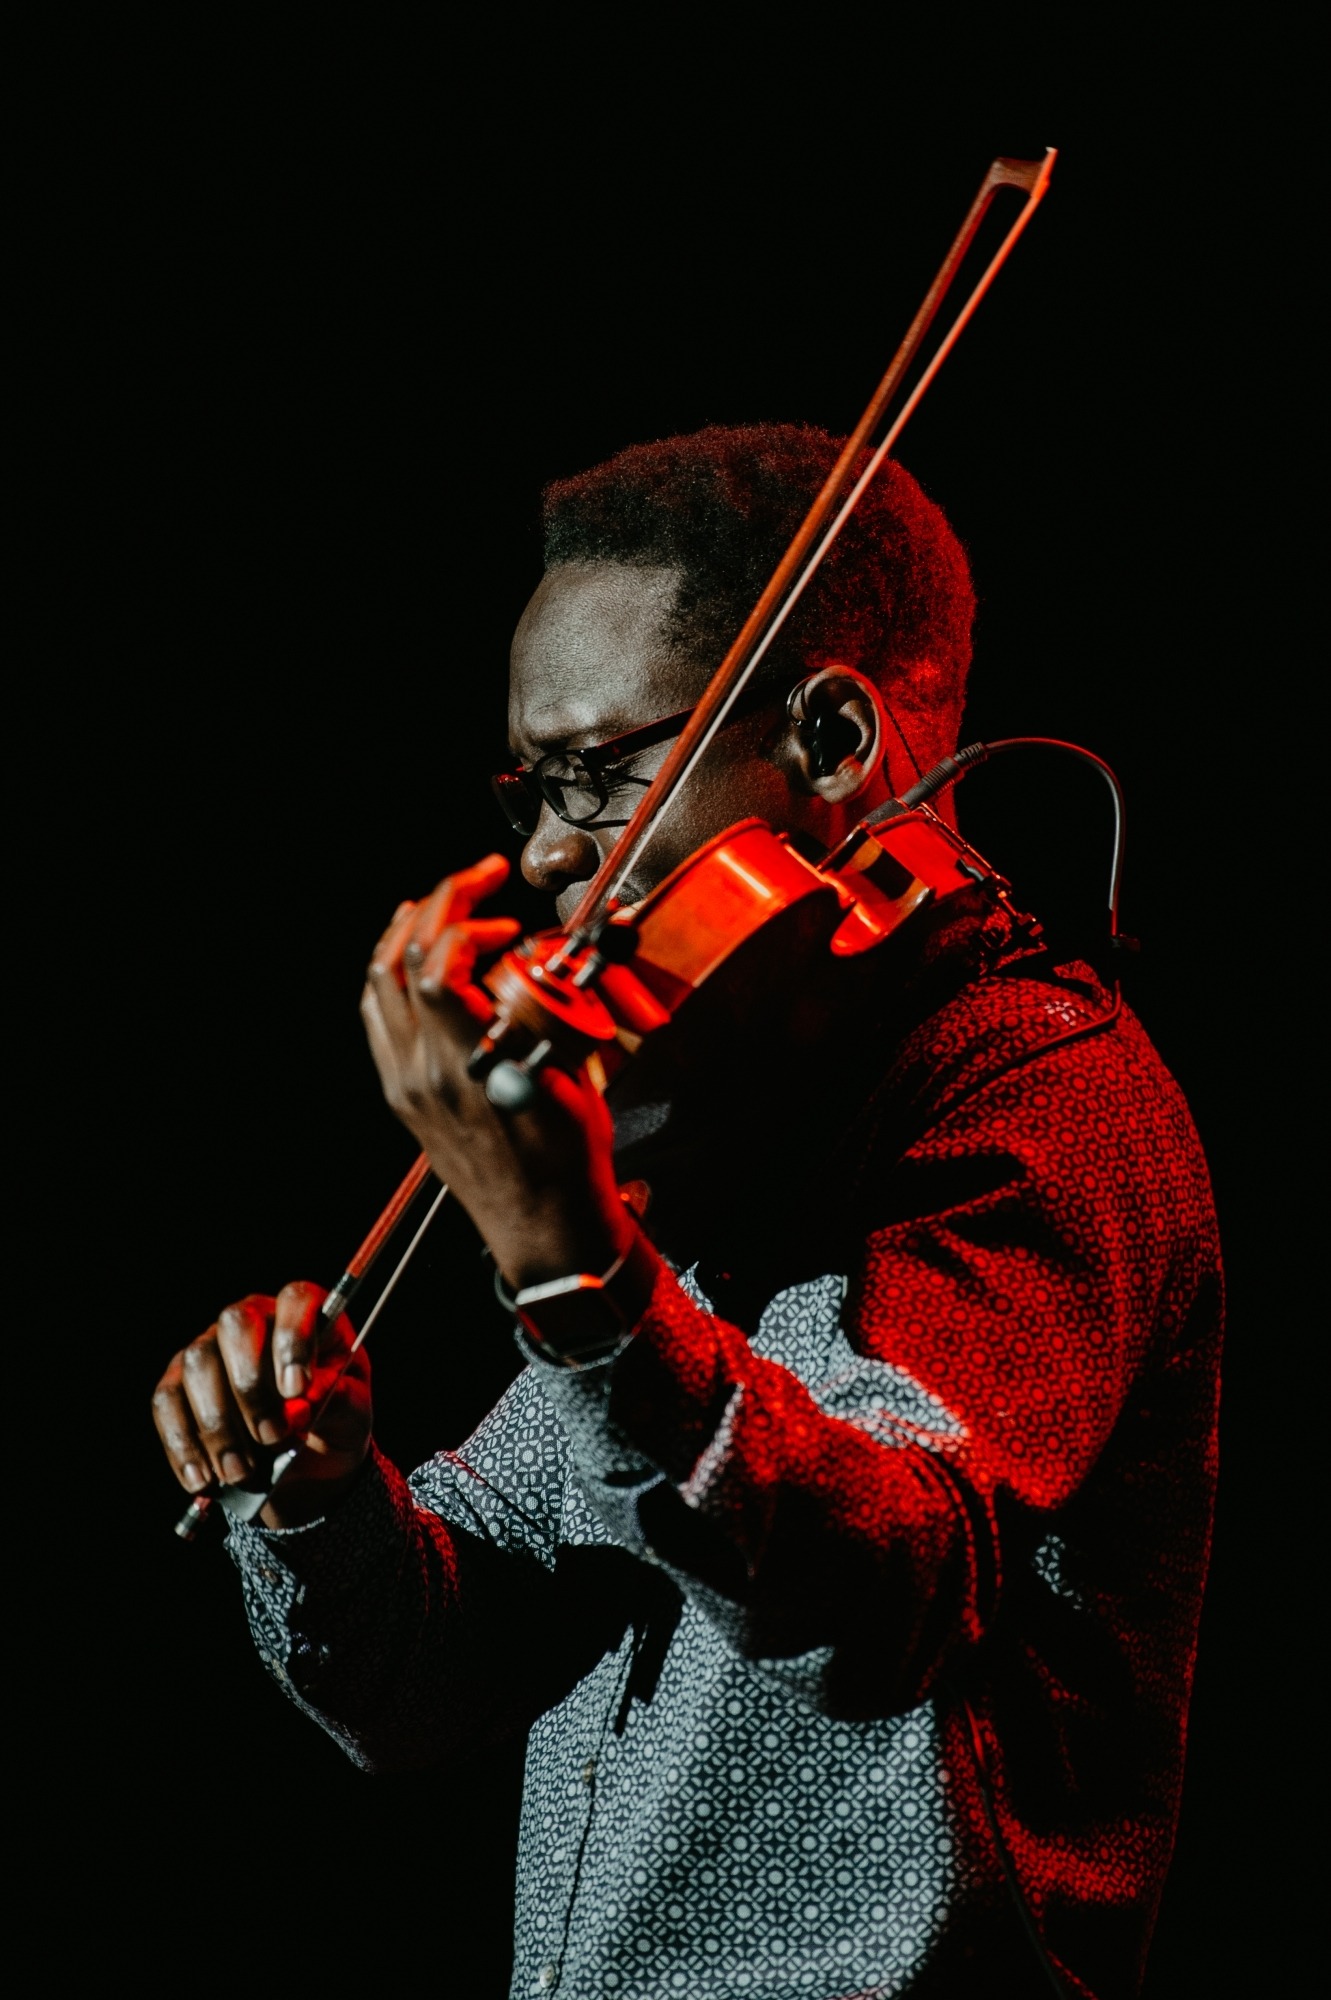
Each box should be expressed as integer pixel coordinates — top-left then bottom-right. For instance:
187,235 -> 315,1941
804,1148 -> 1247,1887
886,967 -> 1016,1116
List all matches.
180,147 -> 1129,1539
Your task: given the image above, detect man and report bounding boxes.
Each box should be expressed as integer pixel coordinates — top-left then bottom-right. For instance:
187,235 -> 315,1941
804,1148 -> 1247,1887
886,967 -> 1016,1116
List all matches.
153,425 -> 1222,1997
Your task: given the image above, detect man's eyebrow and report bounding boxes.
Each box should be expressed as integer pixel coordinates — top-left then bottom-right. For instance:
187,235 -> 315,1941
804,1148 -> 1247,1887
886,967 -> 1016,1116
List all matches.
510,717 -> 642,759
507,728 -> 571,761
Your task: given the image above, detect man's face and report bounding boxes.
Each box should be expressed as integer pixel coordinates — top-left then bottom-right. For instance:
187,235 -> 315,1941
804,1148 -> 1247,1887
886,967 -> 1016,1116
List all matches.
508,561 -> 803,928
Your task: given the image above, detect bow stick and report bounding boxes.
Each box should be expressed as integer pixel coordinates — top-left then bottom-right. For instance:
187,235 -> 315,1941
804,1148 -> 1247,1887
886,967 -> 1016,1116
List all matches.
566,148 -> 1056,938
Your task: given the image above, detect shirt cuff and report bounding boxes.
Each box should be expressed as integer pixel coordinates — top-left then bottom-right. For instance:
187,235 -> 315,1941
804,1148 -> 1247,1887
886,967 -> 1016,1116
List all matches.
224,1444 -> 414,1599
529,1252 -> 737,1497
605,1257 -> 741,1484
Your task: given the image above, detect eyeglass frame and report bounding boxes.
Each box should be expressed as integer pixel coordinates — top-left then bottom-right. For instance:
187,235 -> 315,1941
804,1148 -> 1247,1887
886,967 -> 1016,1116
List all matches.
490,703 -> 709,838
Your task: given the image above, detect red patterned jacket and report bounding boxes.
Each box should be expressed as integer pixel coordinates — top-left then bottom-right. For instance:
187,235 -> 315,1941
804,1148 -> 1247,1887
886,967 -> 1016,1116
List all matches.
230,939 -> 1222,1998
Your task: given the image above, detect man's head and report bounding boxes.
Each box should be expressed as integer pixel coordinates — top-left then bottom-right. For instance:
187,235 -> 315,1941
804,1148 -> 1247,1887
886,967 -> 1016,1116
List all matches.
506,423 -> 975,923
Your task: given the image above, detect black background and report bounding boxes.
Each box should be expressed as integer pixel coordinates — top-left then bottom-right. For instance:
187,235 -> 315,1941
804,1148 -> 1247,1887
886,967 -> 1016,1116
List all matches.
29,26 -> 1310,1996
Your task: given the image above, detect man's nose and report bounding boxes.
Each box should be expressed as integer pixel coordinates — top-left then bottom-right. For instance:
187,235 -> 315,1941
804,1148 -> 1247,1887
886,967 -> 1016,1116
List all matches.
520,807 -> 604,897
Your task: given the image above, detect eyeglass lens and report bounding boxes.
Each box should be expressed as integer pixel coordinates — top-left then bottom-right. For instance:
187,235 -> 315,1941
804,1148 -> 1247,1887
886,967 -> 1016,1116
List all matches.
536,751 -> 607,825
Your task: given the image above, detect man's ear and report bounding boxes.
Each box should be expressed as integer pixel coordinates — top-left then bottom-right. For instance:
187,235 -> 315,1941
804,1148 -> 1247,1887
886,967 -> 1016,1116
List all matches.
784,666 -> 886,802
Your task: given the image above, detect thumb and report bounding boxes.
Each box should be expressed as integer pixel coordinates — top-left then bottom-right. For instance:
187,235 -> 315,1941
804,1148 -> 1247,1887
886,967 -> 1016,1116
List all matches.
285,1347 -> 372,1457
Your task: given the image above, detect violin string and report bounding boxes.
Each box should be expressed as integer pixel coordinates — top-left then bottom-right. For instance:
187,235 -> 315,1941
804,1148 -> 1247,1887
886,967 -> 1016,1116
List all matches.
598,162 -> 1053,914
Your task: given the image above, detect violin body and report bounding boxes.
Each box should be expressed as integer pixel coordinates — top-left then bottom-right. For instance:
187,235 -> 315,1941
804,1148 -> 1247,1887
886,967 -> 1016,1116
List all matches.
473,807 -> 1020,1109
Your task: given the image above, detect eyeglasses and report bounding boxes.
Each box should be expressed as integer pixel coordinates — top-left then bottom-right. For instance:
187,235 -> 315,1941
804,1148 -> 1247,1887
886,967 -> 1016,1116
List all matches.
490,707 -> 695,838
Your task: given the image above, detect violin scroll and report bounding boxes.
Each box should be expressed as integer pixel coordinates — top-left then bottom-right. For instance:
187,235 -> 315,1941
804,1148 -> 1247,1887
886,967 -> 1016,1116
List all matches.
468,914 -> 669,1110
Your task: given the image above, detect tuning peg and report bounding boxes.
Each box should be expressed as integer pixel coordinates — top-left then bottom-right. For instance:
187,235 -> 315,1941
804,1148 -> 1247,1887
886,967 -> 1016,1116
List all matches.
484,1039 -> 553,1111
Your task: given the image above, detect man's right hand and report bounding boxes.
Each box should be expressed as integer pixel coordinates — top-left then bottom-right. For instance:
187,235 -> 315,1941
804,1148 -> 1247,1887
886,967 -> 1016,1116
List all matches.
152,1282 -> 372,1529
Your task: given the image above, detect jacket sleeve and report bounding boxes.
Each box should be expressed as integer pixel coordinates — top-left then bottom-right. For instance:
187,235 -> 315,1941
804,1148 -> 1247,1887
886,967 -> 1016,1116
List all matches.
225,1362 -> 635,1770
532,980 -> 1216,1719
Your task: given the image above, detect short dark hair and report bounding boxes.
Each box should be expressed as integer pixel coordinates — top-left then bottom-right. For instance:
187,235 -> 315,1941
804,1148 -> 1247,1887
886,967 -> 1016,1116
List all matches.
541,422 -> 975,763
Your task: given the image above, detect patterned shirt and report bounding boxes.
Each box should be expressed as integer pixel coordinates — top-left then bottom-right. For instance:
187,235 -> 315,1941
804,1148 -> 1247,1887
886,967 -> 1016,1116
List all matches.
227,952 -> 1221,1999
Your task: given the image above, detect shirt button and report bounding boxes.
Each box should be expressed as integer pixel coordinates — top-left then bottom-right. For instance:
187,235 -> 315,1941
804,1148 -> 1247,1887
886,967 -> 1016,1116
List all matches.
538,1966 -> 557,1990
581,1758 -> 596,1784
260,1565 -> 280,1585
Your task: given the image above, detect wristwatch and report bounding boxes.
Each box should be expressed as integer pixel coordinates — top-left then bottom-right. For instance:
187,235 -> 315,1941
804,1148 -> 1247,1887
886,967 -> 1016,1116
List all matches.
499,1226 -> 659,1368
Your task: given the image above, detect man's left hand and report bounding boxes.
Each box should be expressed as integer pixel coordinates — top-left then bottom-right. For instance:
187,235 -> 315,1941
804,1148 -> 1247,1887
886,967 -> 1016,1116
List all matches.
360,854 -> 633,1290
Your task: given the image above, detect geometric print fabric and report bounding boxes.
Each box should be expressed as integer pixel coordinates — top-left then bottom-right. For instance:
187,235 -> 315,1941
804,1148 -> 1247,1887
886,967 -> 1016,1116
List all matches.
227,959 -> 1222,1997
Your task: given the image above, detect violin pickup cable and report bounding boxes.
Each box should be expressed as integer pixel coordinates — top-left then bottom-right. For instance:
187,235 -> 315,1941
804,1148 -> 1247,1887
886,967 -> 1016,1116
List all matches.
867,734 -> 1128,949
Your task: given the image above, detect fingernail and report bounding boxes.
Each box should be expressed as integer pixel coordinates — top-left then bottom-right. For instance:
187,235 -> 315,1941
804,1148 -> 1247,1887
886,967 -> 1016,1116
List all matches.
257,1418 -> 282,1446
221,1450 -> 249,1484
182,1462 -> 206,1492
281,1363 -> 309,1398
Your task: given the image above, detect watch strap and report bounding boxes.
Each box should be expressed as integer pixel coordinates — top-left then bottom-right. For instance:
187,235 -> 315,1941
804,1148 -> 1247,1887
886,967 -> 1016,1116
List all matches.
504,1226 -> 659,1368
